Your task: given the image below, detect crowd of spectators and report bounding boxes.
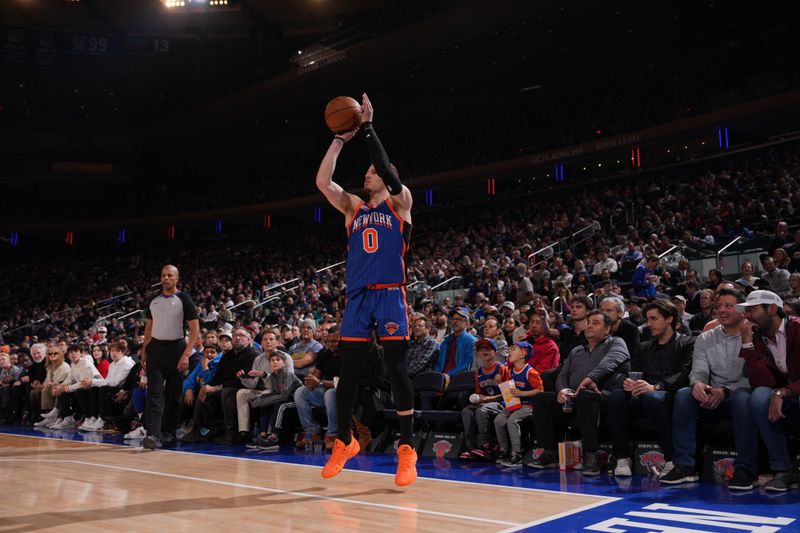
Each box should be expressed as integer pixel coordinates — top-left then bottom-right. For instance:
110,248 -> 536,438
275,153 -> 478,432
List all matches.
2,147 -> 800,489
3,147 -> 799,344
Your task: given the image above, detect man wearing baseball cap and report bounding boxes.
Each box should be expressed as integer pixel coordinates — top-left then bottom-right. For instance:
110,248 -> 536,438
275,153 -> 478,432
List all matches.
94,326 -> 108,346
434,307 -> 476,377
670,295 -> 693,333
737,290 -> 800,491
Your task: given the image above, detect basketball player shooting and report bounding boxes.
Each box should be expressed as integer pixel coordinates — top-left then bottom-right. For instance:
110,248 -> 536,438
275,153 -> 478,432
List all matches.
315,93 -> 417,487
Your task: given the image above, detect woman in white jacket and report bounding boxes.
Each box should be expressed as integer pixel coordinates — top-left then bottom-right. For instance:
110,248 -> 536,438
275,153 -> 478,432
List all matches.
82,342 -> 135,431
49,345 -> 102,430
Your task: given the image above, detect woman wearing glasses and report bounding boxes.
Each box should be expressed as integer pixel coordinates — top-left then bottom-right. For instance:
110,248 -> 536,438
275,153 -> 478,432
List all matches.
32,346 -> 70,427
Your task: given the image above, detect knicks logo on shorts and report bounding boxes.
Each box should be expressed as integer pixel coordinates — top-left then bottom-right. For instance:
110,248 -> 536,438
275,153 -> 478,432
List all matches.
385,322 -> 400,335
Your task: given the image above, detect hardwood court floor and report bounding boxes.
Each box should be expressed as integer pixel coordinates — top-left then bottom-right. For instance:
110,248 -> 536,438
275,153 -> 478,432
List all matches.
0,434 -> 613,532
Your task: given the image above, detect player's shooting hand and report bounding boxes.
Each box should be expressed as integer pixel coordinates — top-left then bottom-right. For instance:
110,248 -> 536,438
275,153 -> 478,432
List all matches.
361,93 -> 374,122
336,127 -> 359,143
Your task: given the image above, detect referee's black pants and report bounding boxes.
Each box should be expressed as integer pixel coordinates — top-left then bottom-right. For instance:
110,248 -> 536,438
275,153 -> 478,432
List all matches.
145,338 -> 185,440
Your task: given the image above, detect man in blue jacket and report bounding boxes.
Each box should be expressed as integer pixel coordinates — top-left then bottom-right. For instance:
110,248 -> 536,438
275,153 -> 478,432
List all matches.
419,307 -> 476,410
632,255 -> 659,298
180,344 -> 221,437
436,307 -> 477,376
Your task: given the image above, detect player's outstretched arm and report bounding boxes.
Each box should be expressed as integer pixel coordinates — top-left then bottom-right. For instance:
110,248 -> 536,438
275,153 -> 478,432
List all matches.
360,93 -> 412,214
316,128 -> 360,216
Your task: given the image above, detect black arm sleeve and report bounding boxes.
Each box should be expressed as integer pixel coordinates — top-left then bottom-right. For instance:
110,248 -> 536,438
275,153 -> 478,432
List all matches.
362,121 -> 403,195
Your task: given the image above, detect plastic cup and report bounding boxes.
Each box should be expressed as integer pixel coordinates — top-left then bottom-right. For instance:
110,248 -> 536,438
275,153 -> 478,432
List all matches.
562,389 -> 575,413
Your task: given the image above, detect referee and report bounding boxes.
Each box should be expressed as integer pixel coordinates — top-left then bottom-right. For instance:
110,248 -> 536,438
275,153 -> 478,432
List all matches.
142,264 -> 200,450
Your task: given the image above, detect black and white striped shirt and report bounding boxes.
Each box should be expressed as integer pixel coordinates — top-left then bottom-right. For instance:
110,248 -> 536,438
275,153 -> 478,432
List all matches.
144,292 -> 199,341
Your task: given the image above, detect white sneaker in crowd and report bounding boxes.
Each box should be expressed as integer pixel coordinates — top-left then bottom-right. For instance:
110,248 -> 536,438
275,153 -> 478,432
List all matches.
614,457 -> 633,477
79,417 -> 97,431
34,417 -> 55,428
51,416 -> 76,430
84,418 -> 104,431
124,426 -> 147,440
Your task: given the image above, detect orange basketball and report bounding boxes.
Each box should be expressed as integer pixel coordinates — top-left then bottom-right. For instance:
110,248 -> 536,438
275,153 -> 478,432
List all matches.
324,96 -> 361,134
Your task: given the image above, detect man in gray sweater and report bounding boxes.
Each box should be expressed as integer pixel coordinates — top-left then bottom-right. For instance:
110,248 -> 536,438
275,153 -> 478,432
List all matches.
661,287 -> 758,490
528,309 -> 630,475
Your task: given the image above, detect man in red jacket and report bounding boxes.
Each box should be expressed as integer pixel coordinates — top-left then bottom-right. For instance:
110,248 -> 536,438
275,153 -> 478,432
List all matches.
738,290 -> 800,492
525,309 -> 560,374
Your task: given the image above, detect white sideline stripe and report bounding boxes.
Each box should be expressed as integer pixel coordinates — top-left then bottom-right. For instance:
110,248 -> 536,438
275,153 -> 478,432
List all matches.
495,497 -> 620,532
0,458 -> 520,527
1,431 -> 613,500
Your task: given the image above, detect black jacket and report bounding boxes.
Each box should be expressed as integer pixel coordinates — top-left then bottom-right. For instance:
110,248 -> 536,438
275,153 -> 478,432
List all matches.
613,318 -> 641,358
631,332 -> 694,392
208,345 -> 259,389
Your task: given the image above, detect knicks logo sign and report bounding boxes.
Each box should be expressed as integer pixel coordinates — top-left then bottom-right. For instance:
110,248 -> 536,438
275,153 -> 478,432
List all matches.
433,440 -> 452,458
713,457 -> 735,480
385,322 -> 400,335
530,448 -> 546,461
639,451 -> 666,471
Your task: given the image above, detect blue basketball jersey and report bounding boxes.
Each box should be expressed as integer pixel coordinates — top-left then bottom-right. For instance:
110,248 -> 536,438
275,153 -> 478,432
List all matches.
510,363 -> 543,405
346,199 -> 410,292
475,362 -> 510,396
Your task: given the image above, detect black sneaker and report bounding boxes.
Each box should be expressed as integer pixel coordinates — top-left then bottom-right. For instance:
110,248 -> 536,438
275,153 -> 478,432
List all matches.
765,471 -> 800,492
232,431 -> 251,445
213,431 -> 235,445
659,464 -> 699,485
728,467 -> 756,491
257,436 -> 280,452
161,433 -> 177,448
528,450 -> 557,469
496,451 -> 511,464
246,436 -> 267,449
142,436 -> 162,450
582,452 -> 601,476
501,452 -> 523,468
181,429 -> 208,444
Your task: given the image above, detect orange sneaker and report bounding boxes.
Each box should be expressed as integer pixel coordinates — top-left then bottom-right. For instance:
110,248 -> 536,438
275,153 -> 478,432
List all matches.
395,444 -> 418,487
321,436 -> 360,479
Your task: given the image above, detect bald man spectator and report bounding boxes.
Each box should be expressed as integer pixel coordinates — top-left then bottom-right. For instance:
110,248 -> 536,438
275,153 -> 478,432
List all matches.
769,221 -> 790,256
761,257 -> 790,298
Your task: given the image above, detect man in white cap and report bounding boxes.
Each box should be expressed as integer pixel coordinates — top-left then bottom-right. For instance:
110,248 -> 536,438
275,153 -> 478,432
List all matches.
94,326 -> 108,346
737,290 -> 800,491
500,301 -> 515,321
670,295 -> 693,333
